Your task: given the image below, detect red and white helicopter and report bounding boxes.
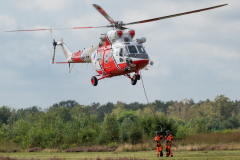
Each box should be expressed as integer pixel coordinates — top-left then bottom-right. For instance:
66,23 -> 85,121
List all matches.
6,4 -> 227,86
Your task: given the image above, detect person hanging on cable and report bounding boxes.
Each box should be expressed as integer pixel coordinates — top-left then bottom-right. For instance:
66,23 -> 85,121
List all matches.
165,130 -> 173,157
154,131 -> 163,157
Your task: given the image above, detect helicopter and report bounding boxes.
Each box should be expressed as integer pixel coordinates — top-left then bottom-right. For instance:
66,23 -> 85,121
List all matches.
5,4 -> 227,86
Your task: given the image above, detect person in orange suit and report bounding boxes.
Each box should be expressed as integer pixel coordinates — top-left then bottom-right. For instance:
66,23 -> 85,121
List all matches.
165,130 -> 173,157
154,131 -> 163,157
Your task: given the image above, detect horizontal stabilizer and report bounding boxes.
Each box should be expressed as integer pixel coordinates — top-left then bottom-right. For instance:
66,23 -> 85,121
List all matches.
55,62 -> 70,64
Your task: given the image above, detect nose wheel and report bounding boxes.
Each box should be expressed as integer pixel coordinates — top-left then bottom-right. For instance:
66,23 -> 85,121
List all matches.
131,74 -> 138,85
124,73 -> 141,86
91,76 -> 98,86
137,75 -> 140,80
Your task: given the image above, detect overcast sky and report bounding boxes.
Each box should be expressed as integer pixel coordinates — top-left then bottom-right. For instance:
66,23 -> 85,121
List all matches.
0,0 -> 239,109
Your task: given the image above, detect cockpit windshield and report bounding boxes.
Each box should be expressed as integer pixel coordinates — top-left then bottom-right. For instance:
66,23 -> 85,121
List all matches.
137,45 -> 145,53
127,45 -> 138,53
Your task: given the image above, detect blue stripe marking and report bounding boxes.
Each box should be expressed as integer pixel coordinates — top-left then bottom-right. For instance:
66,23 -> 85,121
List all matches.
99,61 -> 102,70
99,61 -> 106,74
113,56 -> 122,70
107,35 -> 121,70
106,35 -> 112,48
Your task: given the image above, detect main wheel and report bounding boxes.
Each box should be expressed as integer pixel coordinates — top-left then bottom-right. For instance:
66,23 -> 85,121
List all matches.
137,75 -> 140,80
131,74 -> 137,85
91,76 -> 98,86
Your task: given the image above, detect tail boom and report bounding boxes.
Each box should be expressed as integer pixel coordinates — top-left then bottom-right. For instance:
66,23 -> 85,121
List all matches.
57,39 -> 98,63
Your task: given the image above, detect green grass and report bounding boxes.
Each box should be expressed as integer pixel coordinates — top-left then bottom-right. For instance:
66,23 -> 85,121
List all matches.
0,142 -> 20,150
1,131 -> 240,159
1,150 -> 240,160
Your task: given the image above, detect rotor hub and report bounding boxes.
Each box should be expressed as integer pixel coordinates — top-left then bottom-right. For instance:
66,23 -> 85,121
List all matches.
113,21 -> 125,29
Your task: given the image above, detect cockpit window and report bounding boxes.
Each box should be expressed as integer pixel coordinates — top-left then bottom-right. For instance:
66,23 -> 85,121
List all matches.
124,46 -> 129,56
137,45 -> 145,53
127,45 -> 138,53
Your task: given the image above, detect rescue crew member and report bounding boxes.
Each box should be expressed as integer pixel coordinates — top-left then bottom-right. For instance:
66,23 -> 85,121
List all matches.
154,131 -> 163,157
165,130 -> 173,157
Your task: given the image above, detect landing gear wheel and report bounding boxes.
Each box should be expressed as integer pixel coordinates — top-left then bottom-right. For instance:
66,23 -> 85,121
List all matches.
91,76 -> 98,86
131,74 -> 137,85
137,75 -> 140,80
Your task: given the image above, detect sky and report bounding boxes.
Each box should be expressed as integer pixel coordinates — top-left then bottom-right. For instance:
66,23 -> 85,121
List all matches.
0,0 -> 239,109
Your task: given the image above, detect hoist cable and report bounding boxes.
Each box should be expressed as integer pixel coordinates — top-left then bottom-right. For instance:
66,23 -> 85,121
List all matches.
140,72 -> 157,120
140,72 -> 163,133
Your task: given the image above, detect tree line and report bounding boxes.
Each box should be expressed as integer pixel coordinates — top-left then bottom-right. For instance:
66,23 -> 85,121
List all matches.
0,95 -> 239,149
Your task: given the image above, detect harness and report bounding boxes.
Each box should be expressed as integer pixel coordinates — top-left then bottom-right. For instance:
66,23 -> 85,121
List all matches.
155,135 -> 162,147
156,141 -> 161,147
165,135 -> 173,146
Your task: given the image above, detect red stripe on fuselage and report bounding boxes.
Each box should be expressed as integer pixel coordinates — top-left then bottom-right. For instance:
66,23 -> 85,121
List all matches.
72,51 -> 85,63
97,59 -> 149,77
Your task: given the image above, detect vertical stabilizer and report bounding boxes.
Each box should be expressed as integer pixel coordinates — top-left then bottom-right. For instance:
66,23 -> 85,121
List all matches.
57,39 -> 72,61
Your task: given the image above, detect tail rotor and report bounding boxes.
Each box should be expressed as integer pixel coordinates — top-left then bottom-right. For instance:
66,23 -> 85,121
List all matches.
50,28 -> 57,64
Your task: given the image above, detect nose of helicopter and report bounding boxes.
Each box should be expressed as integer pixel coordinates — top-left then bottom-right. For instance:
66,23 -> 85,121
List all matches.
126,53 -> 149,69
133,59 -> 149,70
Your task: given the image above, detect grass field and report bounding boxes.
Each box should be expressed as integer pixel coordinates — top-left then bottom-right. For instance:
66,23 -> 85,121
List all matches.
1,150 -> 240,160
1,132 -> 240,159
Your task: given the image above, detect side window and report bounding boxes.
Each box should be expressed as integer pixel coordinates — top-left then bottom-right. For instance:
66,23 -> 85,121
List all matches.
110,50 -> 113,57
119,48 -> 123,57
97,53 -> 102,61
124,46 -> 129,56
105,54 -> 109,64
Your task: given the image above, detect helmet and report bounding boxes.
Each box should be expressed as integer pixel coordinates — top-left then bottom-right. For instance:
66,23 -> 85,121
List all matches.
166,130 -> 170,134
155,131 -> 160,135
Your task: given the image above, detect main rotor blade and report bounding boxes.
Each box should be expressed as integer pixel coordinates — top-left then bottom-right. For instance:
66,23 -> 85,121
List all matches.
50,28 -> 55,40
4,26 -> 111,32
125,4 -> 228,26
73,26 -> 111,29
93,4 -> 115,24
